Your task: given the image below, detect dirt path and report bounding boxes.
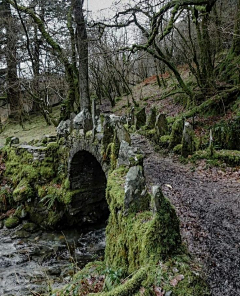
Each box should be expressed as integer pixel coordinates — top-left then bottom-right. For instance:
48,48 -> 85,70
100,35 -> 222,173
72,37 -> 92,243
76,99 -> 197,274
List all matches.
131,134 -> 240,296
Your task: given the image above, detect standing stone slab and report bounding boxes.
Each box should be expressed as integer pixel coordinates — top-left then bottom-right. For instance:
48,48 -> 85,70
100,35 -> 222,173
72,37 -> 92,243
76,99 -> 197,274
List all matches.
155,113 -> 168,137
102,115 -> 114,151
181,121 -> 195,157
118,140 -> 144,167
147,106 -> 157,129
57,120 -> 71,137
124,165 -> 148,214
135,107 -> 146,130
169,119 -> 184,149
73,108 -> 93,133
115,122 -> 131,145
151,185 -> 165,214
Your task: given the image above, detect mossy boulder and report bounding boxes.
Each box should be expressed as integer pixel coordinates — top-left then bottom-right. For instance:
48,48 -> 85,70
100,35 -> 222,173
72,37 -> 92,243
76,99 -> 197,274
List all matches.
21,222 -> 38,233
169,119 -> 184,149
105,168 -> 181,274
26,202 -> 63,229
159,135 -> 171,148
173,144 -> 183,154
4,216 -> 20,228
14,205 -> 27,219
13,179 -> 33,202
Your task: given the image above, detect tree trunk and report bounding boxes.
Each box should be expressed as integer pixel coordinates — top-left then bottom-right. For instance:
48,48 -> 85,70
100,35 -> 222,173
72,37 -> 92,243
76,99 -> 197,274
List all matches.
2,0 -> 21,120
232,0 -> 240,56
74,0 -> 90,111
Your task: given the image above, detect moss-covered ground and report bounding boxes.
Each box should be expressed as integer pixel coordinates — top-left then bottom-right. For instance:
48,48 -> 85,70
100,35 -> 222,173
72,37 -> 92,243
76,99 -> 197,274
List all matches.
0,106 -> 59,146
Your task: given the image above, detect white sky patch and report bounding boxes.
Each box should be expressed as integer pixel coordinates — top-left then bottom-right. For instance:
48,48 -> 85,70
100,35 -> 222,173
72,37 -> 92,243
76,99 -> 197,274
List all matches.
86,0 -> 114,12
85,0 -> 133,19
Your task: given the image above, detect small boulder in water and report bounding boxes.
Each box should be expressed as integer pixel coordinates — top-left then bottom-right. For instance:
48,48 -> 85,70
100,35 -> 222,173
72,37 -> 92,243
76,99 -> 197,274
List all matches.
4,216 -> 20,229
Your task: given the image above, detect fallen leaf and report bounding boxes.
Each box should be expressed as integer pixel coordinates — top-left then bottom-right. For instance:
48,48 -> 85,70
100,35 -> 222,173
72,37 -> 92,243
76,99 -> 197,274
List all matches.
170,274 -> 184,287
153,286 -> 165,296
164,184 -> 172,189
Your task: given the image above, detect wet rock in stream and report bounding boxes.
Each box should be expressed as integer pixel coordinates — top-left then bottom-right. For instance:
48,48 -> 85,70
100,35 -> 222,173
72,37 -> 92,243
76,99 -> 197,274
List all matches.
0,224 -> 106,296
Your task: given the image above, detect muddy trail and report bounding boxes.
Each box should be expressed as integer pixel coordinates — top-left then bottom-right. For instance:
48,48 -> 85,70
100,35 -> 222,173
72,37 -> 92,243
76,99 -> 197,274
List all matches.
131,134 -> 240,296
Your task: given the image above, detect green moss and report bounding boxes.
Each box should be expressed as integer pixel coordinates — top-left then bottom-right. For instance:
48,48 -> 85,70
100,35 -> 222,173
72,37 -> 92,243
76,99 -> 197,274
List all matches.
4,216 -> 20,228
104,131 -> 120,172
52,261 -> 107,295
26,201 -> 62,228
0,186 -> 13,209
140,128 -> 156,141
61,189 -> 85,204
63,178 -> 70,190
191,149 -> 240,166
159,135 -> 171,148
21,222 -> 38,232
86,130 -> 93,139
140,255 -> 209,296
40,166 -> 55,180
129,154 -> 144,166
53,257 -> 209,296
13,179 -> 33,202
169,119 -> 184,149
14,205 -> 26,219
213,117 -> 240,150
46,142 -> 59,153
90,267 -> 148,296
20,165 -> 39,182
105,167 -> 181,274
214,150 -> 240,166
106,167 -> 128,211
173,144 -> 183,154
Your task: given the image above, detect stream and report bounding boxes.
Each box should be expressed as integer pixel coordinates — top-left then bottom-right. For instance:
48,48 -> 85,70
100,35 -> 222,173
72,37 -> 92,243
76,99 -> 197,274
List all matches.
0,222 -> 106,296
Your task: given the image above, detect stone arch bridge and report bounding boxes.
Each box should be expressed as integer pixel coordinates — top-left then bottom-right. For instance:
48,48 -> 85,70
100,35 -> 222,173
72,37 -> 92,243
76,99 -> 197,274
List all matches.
59,113 -> 149,227
8,113 -> 155,229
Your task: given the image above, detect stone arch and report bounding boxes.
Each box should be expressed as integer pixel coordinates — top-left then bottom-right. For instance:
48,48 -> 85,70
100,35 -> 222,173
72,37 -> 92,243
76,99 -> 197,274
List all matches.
69,140 -> 109,177
67,145 -> 109,226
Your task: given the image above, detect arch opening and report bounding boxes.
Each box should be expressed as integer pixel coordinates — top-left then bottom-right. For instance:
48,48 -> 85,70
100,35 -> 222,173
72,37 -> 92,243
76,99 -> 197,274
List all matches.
67,150 -> 109,228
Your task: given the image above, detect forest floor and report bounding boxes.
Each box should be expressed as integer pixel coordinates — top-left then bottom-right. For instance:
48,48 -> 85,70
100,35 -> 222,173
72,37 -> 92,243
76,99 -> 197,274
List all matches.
0,107 -> 59,146
131,133 -> 240,296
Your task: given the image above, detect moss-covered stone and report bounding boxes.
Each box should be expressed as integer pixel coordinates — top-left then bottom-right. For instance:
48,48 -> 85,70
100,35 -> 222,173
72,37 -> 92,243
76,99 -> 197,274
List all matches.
173,144 -> 183,154
105,167 -> 181,274
4,216 -> 20,228
155,113 -> 168,138
135,107 -> 146,130
213,117 -> 240,150
90,267 -> 148,296
13,179 -> 33,202
169,119 -> 184,149
181,122 -> 196,157
26,202 -> 63,229
214,149 -> 240,166
147,106 -> 157,129
21,222 -> 38,233
159,135 -> 171,148
14,205 -> 27,219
